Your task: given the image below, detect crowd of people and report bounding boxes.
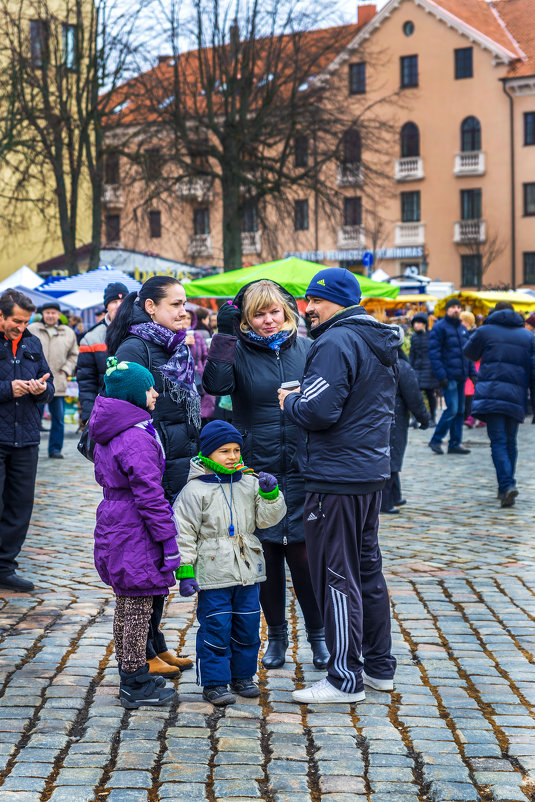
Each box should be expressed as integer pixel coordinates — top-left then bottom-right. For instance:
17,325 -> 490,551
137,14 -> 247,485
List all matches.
0,269 -> 534,711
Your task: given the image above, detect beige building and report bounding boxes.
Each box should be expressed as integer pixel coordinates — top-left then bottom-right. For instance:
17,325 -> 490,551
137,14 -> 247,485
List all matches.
103,0 -> 535,289
0,0 -> 93,282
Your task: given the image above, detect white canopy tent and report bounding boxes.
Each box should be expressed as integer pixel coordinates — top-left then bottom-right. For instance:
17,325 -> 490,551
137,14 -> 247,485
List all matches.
0,266 -> 43,294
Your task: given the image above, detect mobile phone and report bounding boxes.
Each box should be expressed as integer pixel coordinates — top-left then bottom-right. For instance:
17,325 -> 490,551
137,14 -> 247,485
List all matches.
280,380 -> 300,391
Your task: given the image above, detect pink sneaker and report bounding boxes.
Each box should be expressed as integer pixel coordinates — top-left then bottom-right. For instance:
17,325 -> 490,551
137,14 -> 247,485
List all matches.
464,416 -> 475,428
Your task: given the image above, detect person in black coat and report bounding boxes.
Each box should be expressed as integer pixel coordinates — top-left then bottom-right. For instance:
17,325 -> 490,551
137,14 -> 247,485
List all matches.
105,275 -> 198,677
203,279 -> 328,670
464,301 -> 535,507
77,282 -> 129,424
382,327 -> 430,514
409,313 -> 438,423
0,289 -> 54,592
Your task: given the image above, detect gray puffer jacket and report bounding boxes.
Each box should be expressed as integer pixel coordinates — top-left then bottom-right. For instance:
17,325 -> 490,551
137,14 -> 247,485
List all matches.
173,458 -> 287,590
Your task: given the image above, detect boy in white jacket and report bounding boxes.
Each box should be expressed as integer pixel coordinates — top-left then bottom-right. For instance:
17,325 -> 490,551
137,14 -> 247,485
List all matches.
173,420 -> 286,706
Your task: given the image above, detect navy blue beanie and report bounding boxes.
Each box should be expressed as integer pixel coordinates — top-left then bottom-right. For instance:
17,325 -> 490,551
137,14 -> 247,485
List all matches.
200,421 -> 243,457
305,268 -> 361,308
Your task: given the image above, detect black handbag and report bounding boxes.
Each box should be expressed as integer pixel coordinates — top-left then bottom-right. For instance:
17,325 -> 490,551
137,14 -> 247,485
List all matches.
77,426 -> 96,462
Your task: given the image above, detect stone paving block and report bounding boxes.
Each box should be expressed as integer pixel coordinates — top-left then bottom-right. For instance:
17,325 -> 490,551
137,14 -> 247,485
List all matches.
55,767 -> 102,786
269,774 -> 311,793
106,770 -> 152,789
48,788 -> 97,802
107,791 -> 149,802
213,764 -> 264,780
1,777 -> 47,793
487,785 -> 529,801
319,776 -> 367,794
158,782 -> 207,800
369,781 -> 420,795
159,763 -> 209,783
212,779 -> 261,797
428,781 -> 480,800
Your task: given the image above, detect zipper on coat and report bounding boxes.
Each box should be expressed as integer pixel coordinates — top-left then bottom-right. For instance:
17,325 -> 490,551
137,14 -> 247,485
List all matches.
276,348 -> 289,545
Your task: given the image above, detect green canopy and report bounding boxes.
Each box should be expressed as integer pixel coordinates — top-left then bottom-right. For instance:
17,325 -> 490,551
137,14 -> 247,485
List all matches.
184,257 -> 399,299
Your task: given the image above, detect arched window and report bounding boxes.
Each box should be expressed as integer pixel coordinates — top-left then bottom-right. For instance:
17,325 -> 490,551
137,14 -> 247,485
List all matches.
342,129 -> 361,164
400,122 -> 420,157
461,116 -> 481,152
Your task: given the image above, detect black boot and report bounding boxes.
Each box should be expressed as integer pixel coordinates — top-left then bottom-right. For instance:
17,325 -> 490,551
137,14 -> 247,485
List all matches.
118,663 -> 165,687
307,628 -> 330,670
119,663 -> 176,709
262,622 -> 289,669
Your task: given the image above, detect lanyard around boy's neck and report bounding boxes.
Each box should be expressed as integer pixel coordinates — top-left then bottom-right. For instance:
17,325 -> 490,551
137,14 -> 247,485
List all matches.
214,473 -> 235,537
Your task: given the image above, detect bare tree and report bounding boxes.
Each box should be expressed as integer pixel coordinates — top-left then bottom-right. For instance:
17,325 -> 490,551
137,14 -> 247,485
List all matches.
460,229 -> 507,291
109,0 -> 401,270
0,0 -> 149,274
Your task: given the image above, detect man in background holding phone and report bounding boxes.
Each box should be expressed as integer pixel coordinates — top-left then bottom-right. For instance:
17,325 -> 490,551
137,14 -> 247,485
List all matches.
278,268 -> 398,704
0,289 -> 54,592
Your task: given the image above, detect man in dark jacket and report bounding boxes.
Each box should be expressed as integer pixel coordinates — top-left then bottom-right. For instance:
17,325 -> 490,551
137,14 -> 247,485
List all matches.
464,301 -> 535,507
77,282 -> 128,424
0,289 -> 54,591
278,268 -> 398,704
428,297 -> 473,455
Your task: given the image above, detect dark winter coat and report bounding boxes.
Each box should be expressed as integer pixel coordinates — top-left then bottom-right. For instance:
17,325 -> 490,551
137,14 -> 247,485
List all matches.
203,283 -> 310,544
113,305 -> 200,500
390,353 -> 429,472
283,306 -> 399,493
89,396 -> 178,597
409,329 -> 437,389
428,315 -> 473,383
0,330 -> 54,447
463,308 -> 535,422
77,318 -> 109,423
187,306 -> 215,420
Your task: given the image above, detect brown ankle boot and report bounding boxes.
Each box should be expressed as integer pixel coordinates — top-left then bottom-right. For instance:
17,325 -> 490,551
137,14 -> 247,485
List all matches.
147,655 -> 181,678
158,650 -> 194,671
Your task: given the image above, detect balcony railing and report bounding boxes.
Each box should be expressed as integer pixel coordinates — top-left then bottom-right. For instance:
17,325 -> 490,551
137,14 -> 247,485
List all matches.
454,151 -> 486,176
101,184 -> 124,209
176,176 -> 213,201
394,157 -> 424,181
394,222 -> 426,246
454,219 -> 487,243
337,225 -> 365,249
337,163 -> 364,187
188,234 -> 212,256
241,231 -> 262,254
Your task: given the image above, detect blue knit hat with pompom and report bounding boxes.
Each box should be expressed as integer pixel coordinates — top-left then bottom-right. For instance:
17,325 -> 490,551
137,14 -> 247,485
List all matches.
103,357 -> 155,410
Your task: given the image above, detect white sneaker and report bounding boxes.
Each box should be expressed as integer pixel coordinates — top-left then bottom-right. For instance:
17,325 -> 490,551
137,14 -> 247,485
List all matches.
362,671 -> 394,691
292,677 -> 365,704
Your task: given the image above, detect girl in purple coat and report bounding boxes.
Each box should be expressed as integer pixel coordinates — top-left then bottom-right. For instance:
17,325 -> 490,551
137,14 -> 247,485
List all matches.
89,357 -> 181,709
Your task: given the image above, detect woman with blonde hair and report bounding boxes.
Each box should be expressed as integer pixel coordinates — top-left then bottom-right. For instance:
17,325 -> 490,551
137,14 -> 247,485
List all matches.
203,280 -> 328,670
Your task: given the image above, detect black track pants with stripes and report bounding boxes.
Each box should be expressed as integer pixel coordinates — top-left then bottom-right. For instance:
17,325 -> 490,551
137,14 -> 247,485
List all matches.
304,491 -> 396,693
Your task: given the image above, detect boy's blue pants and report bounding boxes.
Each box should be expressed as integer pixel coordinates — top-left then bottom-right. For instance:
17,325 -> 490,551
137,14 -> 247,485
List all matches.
196,584 -> 261,687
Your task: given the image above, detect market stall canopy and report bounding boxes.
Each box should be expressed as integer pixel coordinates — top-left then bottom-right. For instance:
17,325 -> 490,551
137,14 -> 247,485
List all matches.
13,286 -> 78,312
184,258 -> 399,299
0,265 -> 43,293
435,291 -> 535,316
59,290 -> 104,310
362,294 -> 438,306
39,265 -> 141,297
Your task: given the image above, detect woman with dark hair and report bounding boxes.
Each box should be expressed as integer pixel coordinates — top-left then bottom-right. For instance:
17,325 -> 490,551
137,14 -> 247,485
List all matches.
203,280 -> 328,670
106,275 -> 200,677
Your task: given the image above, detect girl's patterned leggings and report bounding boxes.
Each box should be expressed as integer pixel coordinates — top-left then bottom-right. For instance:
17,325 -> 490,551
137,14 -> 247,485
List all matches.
113,595 -> 154,673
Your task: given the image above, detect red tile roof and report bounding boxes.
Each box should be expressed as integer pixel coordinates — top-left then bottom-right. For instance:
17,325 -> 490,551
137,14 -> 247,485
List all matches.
103,23 -> 362,127
490,0 -> 535,77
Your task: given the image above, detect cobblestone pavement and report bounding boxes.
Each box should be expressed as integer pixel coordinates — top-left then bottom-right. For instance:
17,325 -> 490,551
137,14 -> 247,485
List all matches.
1,421 -> 535,802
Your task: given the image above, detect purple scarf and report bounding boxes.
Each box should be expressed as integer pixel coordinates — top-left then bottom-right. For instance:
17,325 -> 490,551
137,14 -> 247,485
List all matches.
129,321 -> 201,428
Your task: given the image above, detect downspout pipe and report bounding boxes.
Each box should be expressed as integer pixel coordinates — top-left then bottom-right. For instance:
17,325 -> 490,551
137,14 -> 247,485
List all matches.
502,79 -> 516,289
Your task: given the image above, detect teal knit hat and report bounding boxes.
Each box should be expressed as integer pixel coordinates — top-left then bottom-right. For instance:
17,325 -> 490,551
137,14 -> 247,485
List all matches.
103,357 -> 155,409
